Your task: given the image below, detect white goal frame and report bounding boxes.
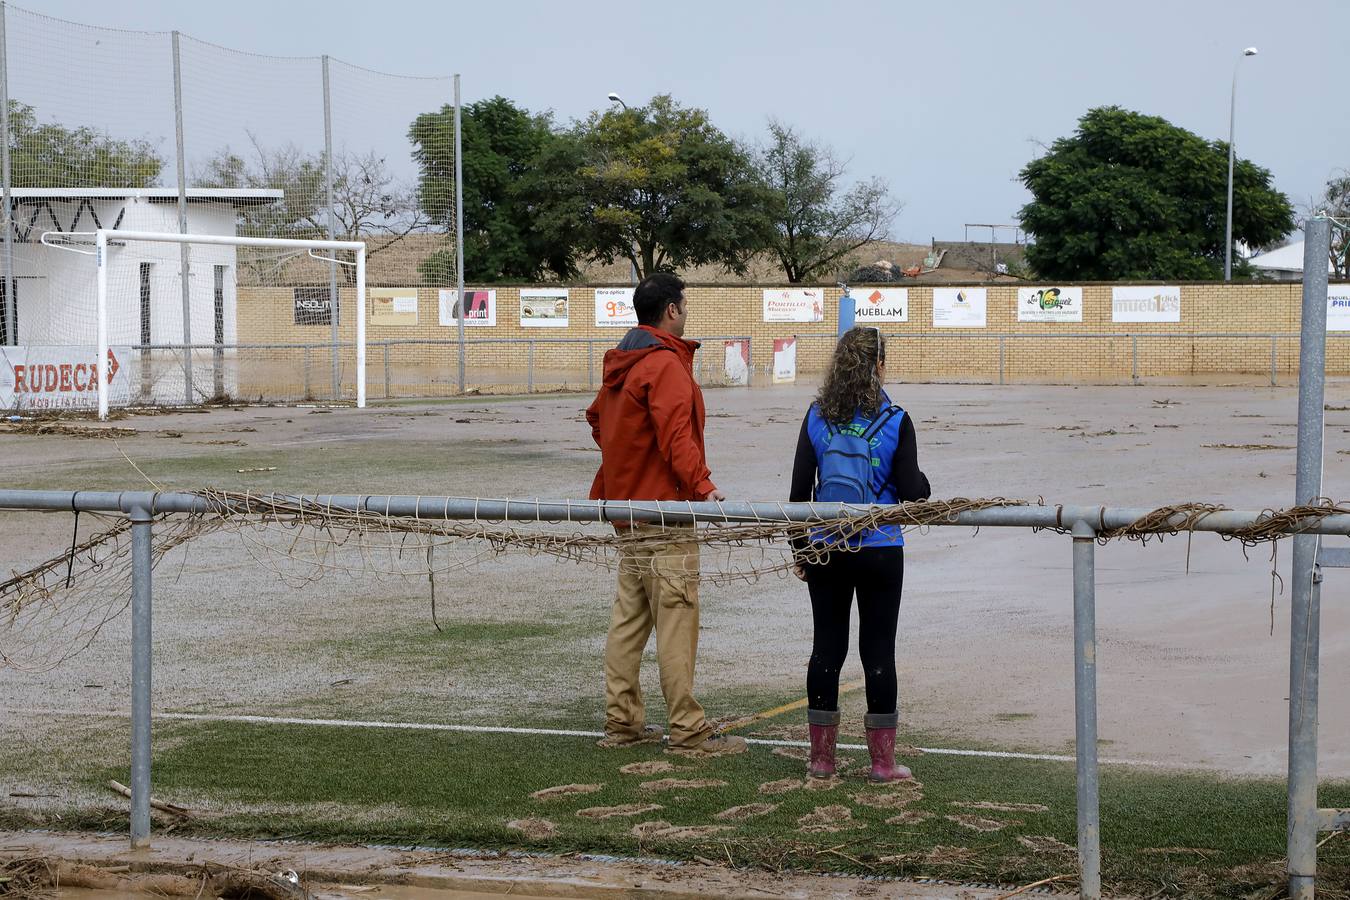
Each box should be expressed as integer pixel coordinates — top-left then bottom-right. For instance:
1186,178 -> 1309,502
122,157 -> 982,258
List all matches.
92,229 -> 367,419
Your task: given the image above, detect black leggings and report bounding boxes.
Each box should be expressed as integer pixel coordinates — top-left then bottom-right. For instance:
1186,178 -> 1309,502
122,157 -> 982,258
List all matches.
805,547 -> 904,714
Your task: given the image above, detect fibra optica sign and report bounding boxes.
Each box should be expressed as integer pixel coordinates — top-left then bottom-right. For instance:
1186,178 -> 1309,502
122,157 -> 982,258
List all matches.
0,346 -> 128,409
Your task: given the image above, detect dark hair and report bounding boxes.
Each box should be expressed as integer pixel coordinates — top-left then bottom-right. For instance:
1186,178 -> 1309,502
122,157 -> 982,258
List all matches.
633,273 -> 685,326
815,326 -> 886,426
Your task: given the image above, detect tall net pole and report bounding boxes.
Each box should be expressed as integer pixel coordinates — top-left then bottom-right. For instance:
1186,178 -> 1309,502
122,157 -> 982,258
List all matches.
171,31 -> 193,404
454,74 -> 465,394
0,2 -> 14,347
322,54 -> 339,400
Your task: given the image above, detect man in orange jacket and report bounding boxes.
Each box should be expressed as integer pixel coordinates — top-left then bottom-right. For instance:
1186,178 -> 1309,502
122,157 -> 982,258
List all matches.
586,273 -> 747,757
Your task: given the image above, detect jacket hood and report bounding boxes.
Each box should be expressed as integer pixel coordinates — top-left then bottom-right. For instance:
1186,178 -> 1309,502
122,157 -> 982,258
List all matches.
601,326 -> 700,387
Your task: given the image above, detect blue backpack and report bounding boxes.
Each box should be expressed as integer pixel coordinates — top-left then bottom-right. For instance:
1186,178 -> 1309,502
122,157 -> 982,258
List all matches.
814,406 -> 903,504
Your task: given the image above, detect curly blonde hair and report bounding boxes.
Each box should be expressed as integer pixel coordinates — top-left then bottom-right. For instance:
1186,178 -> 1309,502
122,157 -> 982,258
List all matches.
815,326 -> 886,426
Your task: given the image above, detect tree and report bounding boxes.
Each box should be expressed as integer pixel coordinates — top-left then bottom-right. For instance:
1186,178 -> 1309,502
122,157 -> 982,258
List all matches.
199,133 -> 429,282
1018,106 -> 1294,280
755,120 -> 899,283
409,97 -> 579,283
1318,171 -> 1349,280
7,99 -> 162,188
566,95 -> 775,278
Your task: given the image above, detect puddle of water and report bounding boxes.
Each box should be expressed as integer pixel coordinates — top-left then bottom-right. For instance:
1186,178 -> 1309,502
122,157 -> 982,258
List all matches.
56,886 -> 556,900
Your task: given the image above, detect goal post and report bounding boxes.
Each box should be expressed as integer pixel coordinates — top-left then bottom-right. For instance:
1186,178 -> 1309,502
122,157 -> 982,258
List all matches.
88,229 -> 367,420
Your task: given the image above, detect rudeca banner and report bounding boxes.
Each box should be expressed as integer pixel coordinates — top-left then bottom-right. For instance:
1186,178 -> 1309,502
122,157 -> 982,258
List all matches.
0,346 -> 130,410
439,289 -> 496,327
772,336 -> 797,384
853,287 -> 909,323
763,288 -> 824,323
595,288 -> 638,327
1018,286 -> 1083,323
723,339 -> 750,386
370,288 -> 419,326
520,288 -> 569,327
1328,285 -> 1350,332
1112,286 -> 1181,323
932,288 -> 987,328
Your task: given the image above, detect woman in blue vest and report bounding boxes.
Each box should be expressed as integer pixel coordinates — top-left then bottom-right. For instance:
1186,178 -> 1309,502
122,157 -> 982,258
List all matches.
789,325 -> 930,782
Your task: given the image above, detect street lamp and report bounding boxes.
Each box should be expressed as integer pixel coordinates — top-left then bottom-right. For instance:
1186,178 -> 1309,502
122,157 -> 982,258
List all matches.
607,92 -> 638,285
1225,46 -> 1258,281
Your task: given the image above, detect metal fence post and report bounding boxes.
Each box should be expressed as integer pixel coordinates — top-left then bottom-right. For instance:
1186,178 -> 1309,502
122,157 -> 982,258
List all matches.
171,32 -> 194,406
588,340 -> 595,389
453,74 -> 466,395
383,343 -> 391,400
126,494 -> 155,849
303,346 -> 312,400
1131,335 -> 1139,385
1288,216 -> 1331,900
998,336 -> 1006,385
1271,335 -> 1278,387
0,2 -> 15,347
1072,519 -> 1102,900
322,56 -> 340,401
527,341 -> 534,393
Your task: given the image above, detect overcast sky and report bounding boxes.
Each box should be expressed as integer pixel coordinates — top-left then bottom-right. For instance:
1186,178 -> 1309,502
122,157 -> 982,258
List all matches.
18,0 -> 1350,245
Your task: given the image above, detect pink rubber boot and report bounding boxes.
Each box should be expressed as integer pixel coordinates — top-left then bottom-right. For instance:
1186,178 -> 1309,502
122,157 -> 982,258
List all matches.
865,712 -> 913,783
807,709 -> 839,779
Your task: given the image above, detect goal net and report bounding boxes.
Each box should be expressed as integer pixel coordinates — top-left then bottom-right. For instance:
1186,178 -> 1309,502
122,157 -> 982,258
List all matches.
4,229 -> 366,418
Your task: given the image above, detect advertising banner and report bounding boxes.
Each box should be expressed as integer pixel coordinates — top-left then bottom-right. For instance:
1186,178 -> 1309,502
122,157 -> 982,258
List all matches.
595,288 -> 638,327
370,288 -> 419,326
853,287 -> 909,323
723,339 -> 750,386
439,289 -> 496,327
764,289 -> 824,323
520,288 -> 569,327
772,336 -> 797,384
0,346 -> 130,410
1111,286 -> 1181,323
932,288 -> 987,328
1018,287 -> 1083,323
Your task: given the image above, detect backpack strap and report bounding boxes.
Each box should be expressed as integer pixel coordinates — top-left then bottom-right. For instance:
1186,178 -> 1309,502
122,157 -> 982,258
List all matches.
860,405 -> 902,442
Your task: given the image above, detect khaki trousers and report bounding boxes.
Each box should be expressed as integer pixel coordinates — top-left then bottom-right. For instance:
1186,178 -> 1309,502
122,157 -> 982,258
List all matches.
603,529 -> 712,749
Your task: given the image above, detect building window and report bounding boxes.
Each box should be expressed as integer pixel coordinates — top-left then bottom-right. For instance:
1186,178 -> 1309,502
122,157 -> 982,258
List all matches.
214,265 -> 226,345
139,262 -> 152,346
0,278 -> 15,346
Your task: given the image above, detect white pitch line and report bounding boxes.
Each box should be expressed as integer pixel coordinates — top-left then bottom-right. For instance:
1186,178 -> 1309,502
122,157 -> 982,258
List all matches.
7,707 -> 1186,768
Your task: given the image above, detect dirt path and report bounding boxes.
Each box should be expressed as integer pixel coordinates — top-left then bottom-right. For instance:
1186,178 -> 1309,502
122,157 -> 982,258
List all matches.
1,829 -> 1027,899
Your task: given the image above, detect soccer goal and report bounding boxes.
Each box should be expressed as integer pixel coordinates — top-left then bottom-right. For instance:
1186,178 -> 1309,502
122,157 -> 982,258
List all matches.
16,230 -> 366,419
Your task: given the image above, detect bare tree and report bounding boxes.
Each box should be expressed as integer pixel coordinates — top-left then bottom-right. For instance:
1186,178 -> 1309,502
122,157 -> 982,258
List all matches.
199,133 -> 431,282
1320,170 -> 1350,280
755,120 -> 901,283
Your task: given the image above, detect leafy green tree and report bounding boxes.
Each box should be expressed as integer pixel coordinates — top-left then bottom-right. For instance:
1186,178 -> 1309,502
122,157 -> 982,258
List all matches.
7,99 -> 162,188
1018,106 -> 1293,280
567,95 -> 774,278
756,120 -> 899,283
409,97 -> 578,282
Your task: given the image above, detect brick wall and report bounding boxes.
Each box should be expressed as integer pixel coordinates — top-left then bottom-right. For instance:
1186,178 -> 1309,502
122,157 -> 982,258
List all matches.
234,281 -> 1341,399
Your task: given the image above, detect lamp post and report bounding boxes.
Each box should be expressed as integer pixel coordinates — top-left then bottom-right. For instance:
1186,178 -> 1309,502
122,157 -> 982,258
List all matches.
607,92 -> 639,285
1225,47 -> 1258,282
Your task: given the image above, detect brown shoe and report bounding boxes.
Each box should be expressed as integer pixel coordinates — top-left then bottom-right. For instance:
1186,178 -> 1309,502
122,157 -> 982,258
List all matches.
665,733 -> 748,757
596,724 -> 664,748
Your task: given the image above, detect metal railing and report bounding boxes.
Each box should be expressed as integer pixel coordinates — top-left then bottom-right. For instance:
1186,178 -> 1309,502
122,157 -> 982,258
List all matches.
2,489 -> 1348,899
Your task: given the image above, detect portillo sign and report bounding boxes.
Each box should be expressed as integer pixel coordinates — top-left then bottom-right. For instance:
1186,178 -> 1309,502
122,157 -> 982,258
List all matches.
0,346 -> 129,410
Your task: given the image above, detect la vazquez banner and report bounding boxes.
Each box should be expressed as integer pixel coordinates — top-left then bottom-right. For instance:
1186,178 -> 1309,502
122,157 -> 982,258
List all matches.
1018,287 -> 1083,323
0,345 -> 129,410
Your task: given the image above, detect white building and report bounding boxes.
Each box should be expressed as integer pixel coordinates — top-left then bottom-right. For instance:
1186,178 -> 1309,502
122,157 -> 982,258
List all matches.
1247,240 -> 1336,281
1,187 -> 281,408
